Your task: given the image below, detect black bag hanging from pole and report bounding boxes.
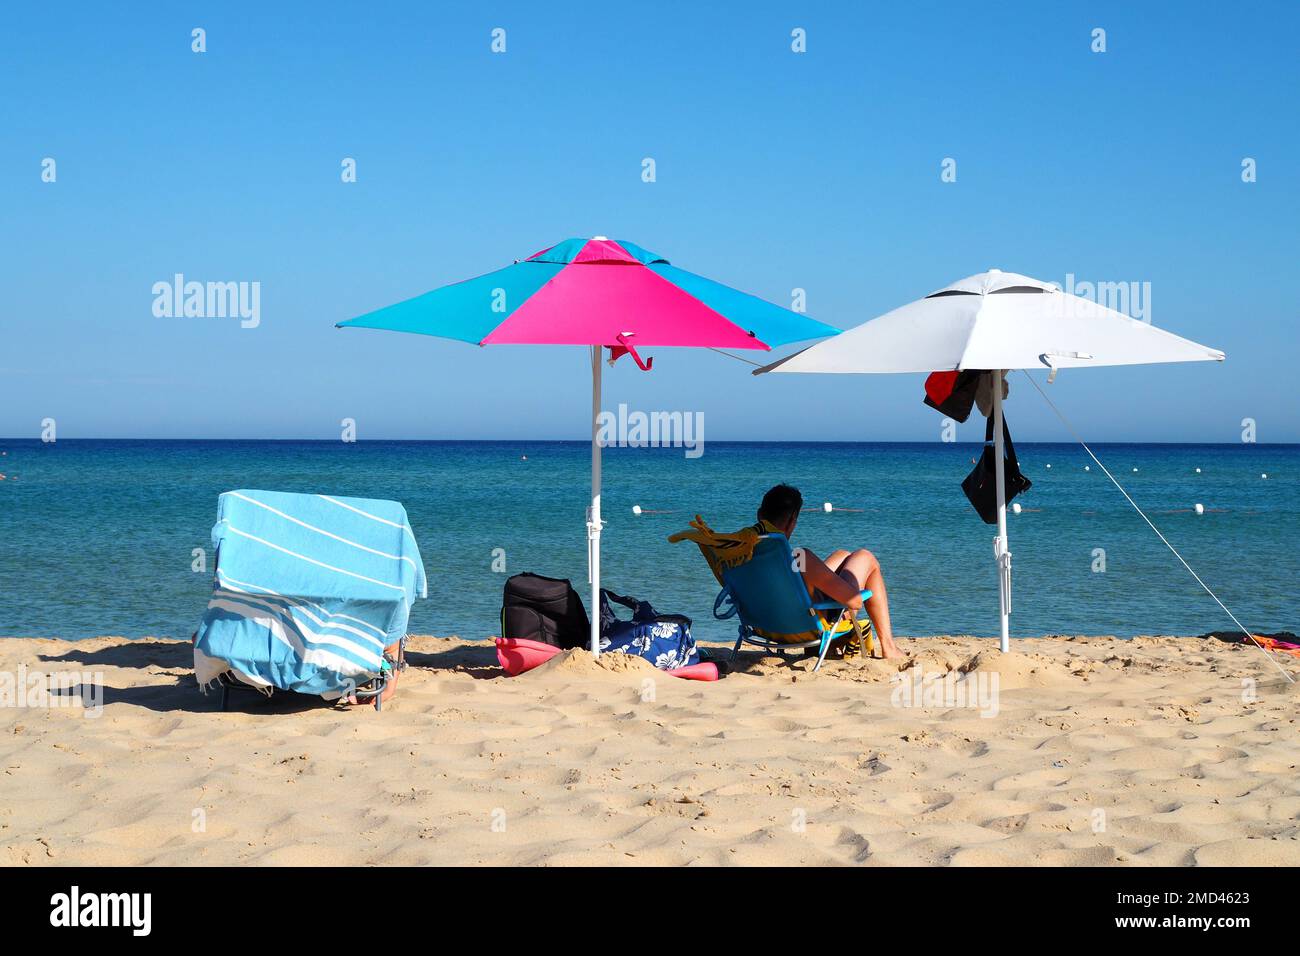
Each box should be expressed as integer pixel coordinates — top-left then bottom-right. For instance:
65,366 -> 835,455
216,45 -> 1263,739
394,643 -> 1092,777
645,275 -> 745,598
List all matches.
962,413 -> 1032,524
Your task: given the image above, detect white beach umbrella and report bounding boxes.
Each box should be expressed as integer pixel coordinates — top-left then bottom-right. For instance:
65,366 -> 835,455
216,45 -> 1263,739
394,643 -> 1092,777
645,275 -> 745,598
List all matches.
756,269 -> 1225,650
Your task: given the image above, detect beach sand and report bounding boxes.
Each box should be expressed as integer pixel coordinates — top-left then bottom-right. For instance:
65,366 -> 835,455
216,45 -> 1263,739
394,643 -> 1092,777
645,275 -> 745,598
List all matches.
1,634 -> 1296,866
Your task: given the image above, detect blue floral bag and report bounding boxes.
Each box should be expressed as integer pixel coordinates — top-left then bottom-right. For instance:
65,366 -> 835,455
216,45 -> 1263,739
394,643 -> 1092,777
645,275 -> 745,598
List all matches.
599,589 -> 699,670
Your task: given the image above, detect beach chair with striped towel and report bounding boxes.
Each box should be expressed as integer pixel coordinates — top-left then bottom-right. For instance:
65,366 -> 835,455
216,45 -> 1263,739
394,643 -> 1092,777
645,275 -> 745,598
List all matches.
193,489 -> 427,710
713,533 -> 872,672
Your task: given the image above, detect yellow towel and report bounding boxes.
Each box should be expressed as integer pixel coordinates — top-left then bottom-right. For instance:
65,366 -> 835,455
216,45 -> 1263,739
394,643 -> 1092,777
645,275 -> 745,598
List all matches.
667,515 -> 783,585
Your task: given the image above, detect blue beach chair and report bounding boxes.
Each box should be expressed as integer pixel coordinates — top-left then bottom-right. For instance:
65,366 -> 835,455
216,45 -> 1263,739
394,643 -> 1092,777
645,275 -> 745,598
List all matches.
712,533 -> 873,671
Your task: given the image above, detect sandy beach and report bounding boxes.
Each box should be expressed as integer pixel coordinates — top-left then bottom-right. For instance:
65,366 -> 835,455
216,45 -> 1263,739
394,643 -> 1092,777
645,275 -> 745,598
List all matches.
1,634 -> 1296,867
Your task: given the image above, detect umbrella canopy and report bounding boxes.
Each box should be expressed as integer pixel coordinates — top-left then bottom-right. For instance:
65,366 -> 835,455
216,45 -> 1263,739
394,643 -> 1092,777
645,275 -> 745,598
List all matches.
340,237 -> 837,655
756,268 -> 1225,651
761,269 -> 1224,374
343,237 -> 829,352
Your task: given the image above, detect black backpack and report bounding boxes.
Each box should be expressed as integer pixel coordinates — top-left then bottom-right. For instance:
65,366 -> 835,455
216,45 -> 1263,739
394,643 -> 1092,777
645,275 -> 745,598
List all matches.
501,573 -> 591,649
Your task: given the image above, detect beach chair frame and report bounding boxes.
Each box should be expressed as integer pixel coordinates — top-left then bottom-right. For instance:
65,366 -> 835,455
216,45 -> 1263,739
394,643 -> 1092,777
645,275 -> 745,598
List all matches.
712,533 -> 871,672
217,646 -> 403,713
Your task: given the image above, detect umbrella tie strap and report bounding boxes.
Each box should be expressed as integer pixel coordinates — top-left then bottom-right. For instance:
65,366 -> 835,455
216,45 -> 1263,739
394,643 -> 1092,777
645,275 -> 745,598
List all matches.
1038,351 -> 1094,385
610,333 -> 653,371
1020,369 -> 1295,684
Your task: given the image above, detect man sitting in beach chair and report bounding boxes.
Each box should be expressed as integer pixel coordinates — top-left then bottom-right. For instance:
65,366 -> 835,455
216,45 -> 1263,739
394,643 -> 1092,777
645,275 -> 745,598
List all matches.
670,484 -> 902,665
752,484 -> 902,660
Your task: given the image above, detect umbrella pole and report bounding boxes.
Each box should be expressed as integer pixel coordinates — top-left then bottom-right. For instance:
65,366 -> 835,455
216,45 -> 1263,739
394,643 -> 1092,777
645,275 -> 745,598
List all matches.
992,370 -> 1011,652
588,346 -> 604,657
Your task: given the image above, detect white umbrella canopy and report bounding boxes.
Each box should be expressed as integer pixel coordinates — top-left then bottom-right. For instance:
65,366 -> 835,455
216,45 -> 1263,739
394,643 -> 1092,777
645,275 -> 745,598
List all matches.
756,269 -> 1225,651
761,270 -> 1224,375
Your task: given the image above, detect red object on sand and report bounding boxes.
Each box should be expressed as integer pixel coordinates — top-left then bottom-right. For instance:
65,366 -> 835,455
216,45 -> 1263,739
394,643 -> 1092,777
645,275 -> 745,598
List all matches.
495,637 -> 720,681
666,662 -> 719,681
495,637 -> 562,676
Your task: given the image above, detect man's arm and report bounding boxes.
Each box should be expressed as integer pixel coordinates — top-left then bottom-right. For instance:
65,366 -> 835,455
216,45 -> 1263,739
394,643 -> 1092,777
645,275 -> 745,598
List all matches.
794,548 -> 864,610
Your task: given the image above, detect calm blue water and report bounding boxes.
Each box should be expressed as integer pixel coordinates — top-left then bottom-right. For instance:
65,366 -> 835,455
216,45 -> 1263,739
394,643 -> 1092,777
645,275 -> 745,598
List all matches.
0,439 -> 1295,641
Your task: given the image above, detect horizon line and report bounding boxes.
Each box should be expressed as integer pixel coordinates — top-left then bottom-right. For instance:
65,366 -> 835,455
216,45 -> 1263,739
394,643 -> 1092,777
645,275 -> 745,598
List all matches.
1,437 -> 1294,447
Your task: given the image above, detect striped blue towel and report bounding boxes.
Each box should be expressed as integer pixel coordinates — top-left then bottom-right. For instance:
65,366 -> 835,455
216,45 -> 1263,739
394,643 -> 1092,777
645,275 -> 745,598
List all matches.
194,489 -> 427,698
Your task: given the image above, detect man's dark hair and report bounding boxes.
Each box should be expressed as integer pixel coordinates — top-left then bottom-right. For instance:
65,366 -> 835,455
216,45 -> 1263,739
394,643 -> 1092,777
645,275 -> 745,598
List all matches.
758,483 -> 803,526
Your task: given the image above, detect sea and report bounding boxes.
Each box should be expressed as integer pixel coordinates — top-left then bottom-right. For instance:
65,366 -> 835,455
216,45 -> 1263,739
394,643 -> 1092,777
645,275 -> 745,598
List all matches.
0,439 -> 1295,642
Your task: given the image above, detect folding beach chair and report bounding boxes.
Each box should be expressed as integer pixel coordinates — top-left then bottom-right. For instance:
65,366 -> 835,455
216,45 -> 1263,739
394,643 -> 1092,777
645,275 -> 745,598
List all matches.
712,533 -> 872,672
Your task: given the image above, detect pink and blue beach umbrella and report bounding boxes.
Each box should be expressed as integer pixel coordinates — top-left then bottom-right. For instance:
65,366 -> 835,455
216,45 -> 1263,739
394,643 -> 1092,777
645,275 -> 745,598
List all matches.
339,236 -> 838,655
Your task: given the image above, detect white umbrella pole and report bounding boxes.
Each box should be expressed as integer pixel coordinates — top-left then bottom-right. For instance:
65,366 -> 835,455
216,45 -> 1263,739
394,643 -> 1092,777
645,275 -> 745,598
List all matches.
992,370 -> 1011,652
587,346 -> 604,657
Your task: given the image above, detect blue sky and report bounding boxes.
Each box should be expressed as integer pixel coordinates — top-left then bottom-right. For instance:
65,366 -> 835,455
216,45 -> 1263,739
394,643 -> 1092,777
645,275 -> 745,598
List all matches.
2,0 -> 1297,442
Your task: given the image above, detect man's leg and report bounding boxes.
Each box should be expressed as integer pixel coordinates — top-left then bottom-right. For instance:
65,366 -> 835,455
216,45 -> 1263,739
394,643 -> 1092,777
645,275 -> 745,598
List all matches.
824,549 -> 851,570
796,548 -> 852,660
827,549 -> 902,659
